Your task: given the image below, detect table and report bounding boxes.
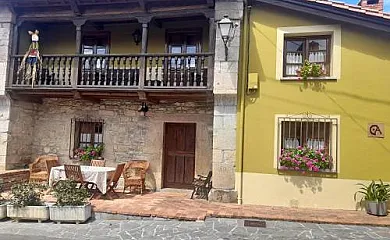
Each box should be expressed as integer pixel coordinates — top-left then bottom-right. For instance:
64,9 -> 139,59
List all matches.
49,166 -> 115,194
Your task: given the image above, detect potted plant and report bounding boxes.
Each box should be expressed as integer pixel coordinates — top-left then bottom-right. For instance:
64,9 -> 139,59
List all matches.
296,60 -> 324,80
75,144 -> 104,165
7,183 -> 49,222
354,180 -> 390,216
49,179 -> 91,224
279,146 -> 333,172
0,184 -> 8,219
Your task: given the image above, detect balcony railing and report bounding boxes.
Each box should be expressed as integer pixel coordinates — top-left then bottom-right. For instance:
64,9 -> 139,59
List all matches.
11,53 -> 213,90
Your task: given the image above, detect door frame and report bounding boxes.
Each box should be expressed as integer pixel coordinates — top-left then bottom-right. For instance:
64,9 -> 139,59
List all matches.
162,122 -> 197,189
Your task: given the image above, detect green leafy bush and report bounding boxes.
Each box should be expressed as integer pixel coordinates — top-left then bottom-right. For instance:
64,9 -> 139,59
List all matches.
52,180 -> 90,206
10,183 -> 47,207
297,60 -> 324,80
354,180 -> 390,204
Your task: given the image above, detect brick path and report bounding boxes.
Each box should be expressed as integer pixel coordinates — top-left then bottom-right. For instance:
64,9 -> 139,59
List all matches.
89,191 -> 390,226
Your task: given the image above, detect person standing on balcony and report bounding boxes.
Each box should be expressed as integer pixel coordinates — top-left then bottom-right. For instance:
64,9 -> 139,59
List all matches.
17,30 -> 41,87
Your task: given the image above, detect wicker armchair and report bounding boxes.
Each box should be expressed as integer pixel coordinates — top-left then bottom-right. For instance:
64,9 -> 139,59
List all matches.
123,160 -> 149,194
29,155 -> 59,182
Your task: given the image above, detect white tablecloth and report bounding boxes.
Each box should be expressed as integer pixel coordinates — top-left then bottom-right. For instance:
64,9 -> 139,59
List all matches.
49,166 -> 115,194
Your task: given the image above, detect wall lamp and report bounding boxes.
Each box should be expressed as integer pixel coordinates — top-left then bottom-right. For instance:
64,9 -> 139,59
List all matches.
132,29 -> 142,45
138,102 -> 149,116
217,15 -> 238,61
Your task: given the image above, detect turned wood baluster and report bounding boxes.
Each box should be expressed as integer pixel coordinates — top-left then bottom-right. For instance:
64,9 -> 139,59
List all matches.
68,57 -> 72,85
173,56 -> 178,87
193,56 -> 198,87
49,57 -> 55,85
97,57 -> 103,86
127,56 -> 133,86
44,57 -> 50,85
180,56 -> 184,87
121,57 -> 126,86
61,57 -> 67,85
80,57 -> 86,85
166,56 -> 171,87
147,56 -> 152,86
134,57 -> 139,86
186,56 -> 191,87
115,57 -> 120,86
161,56 -> 165,87
92,57 -> 97,85
154,56 -> 159,86
200,55 -> 205,87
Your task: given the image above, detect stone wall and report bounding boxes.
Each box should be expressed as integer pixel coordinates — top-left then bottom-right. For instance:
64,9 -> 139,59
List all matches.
210,0 -> 243,203
6,100 -> 36,169
0,6 -> 14,171
30,98 -> 213,190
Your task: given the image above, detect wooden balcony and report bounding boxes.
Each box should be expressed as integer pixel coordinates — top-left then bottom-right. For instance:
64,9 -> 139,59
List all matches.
8,53 -> 213,102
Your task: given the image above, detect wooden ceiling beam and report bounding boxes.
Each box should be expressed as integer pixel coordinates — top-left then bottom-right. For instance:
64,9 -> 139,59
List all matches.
138,0 -> 147,12
69,0 -> 81,16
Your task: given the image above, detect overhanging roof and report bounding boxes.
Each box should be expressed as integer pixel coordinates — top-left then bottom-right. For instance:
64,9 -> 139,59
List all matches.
255,0 -> 390,33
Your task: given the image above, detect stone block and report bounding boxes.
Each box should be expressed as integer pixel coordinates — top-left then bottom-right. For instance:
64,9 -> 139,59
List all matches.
213,129 -> 236,150
214,94 -> 237,106
209,189 -> 238,203
214,72 -> 238,93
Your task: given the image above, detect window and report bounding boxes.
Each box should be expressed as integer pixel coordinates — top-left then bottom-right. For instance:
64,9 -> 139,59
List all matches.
70,118 -> 104,157
276,25 -> 341,80
166,29 -> 202,68
82,32 -> 110,69
283,36 -> 331,77
275,114 -> 339,172
367,0 -> 379,4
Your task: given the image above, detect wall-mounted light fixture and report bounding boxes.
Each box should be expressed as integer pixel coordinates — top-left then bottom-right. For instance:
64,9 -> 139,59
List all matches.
132,29 -> 142,45
138,102 -> 149,116
217,15 -> 238,61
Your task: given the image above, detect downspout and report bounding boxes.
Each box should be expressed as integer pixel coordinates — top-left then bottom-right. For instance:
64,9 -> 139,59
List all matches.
237,2 -> 252,205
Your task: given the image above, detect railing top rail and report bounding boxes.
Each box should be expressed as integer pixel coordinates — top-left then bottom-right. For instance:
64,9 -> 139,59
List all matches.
11,52 -> 214,58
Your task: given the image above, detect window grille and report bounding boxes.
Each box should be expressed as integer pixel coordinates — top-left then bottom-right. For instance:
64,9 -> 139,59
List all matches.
276,113 -> 339,172
69,117 -> 105,158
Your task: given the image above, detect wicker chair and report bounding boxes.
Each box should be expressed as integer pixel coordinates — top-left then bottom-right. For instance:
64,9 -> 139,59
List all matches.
91,159 -> 106,167
29,155 -> 59,182
123,160 -> 149,194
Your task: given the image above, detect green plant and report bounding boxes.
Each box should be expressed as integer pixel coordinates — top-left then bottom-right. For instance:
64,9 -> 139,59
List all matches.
279,146 -> 332,172
297,60 -> 324,80
10,183 -> 47,207
354,180 -> 390,204
75,144 -> 104,162
52,180 -> 90,206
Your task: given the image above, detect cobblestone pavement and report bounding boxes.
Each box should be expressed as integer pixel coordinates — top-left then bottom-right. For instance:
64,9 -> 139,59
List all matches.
0,218 -> 389,240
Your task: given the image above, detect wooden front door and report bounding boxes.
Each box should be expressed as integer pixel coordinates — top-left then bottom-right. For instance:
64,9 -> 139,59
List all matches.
163,123 -> 196,189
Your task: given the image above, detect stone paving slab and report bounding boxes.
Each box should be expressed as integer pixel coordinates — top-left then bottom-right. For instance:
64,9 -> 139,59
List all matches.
89,192 -> 390,227
0,218 -> 389,239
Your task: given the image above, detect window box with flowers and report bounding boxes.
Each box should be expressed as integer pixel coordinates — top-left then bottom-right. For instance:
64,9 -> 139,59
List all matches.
279,146 -> 333,173
296,60 -> 325,80
74,144 -> 104,165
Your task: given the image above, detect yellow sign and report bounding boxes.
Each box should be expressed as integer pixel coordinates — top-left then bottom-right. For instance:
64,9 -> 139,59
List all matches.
368,123 -> 384,138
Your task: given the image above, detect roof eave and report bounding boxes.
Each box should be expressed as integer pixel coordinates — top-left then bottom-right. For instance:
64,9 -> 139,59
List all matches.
254,0 -> 390,33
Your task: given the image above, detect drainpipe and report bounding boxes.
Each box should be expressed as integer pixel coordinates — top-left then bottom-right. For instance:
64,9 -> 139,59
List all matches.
237,3 -> 252,205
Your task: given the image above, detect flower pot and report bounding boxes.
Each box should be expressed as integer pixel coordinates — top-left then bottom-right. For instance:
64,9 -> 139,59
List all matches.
7,205 -> 49,222
365,201 -> 388,216
49,203 -> 91,224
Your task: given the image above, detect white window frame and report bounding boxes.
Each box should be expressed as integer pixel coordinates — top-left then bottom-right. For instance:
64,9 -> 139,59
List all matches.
273,114 -> 341,173
276,25 -> 341,81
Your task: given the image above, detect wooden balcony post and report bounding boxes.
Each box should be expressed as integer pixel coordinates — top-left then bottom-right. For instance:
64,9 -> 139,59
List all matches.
8,20 -> 22,88
136,16 -> 151,90
72,19 -> 86,88
207,17 -> 216,90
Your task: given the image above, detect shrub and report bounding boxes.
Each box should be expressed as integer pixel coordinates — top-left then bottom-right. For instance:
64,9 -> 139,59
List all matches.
10,183 -> 47,207
354,180 -> 390,204
52,180 -> 90,206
